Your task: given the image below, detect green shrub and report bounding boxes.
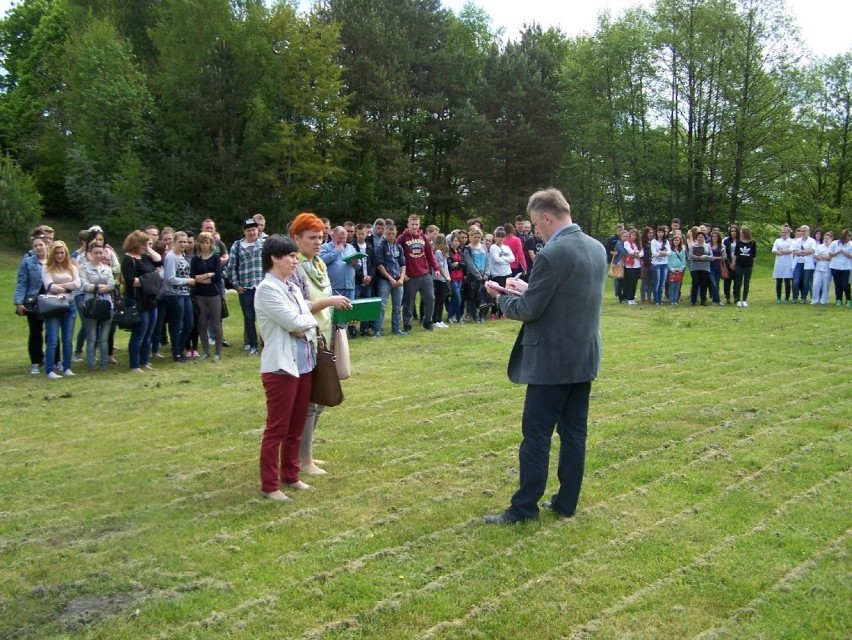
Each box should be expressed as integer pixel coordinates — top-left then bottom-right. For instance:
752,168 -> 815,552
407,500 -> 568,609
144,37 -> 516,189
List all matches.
0,153 -> 44,245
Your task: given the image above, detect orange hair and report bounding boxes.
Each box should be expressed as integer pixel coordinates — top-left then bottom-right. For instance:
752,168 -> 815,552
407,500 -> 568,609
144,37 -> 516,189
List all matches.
289,212 -> 324,237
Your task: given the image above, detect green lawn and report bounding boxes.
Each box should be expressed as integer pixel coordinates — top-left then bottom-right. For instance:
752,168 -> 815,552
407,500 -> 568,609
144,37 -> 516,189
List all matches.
1,252 -> 849,639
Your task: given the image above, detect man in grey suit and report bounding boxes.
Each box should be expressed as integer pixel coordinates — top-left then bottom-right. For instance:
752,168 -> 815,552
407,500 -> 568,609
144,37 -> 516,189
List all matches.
483,188 -> 607,524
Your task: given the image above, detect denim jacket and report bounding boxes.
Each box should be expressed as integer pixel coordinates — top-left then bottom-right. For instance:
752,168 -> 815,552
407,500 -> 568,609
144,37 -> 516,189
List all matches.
14,253 -> 43,305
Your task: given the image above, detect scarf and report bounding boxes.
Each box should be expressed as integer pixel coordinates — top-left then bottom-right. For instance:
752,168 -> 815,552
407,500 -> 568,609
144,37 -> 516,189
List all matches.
297,252 -> 330,292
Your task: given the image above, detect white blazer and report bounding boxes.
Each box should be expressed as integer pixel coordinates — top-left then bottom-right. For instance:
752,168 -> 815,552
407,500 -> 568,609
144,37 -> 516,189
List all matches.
255,272 -> 318,377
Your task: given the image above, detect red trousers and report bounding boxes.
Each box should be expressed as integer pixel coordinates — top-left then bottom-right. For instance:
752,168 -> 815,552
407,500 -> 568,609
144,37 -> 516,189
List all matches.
260,371 -> 313,492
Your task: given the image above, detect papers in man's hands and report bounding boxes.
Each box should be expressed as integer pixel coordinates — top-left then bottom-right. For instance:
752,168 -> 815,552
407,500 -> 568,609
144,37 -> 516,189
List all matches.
485,280 -> 522,296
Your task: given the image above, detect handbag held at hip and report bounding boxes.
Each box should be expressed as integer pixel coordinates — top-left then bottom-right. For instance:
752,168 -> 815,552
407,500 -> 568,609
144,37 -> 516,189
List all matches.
113,294 -> 141,330
310,334 -> 344,407
607,263 -> 624,279
37,294 -> 71,319
83,285 -> 112,321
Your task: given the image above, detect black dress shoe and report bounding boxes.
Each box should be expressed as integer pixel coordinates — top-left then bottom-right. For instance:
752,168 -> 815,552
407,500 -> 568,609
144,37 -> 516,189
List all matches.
541,501 -> 573,518
482,511 -> 537,525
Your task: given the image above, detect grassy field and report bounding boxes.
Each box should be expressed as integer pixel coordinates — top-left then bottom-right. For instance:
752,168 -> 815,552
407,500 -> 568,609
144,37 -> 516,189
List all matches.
0,246 -> 849,639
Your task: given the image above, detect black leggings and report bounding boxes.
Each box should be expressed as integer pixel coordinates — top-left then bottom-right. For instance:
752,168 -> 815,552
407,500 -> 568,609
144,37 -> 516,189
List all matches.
723,275 -> 734,301
622,268 -> 641,301
734,266 -> 753,302
831,268 -> 851,302
775,278 -> 792,300
432,280 -> 448,323
690,270 -> 710,304
27,313 -> 45,365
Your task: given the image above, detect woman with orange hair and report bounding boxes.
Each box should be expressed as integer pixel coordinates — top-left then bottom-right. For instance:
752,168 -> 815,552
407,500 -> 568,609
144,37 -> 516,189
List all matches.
288,213 -> 351,476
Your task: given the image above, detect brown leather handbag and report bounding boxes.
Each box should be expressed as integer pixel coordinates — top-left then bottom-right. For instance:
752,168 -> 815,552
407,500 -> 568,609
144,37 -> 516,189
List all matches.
310,334 -> 344,407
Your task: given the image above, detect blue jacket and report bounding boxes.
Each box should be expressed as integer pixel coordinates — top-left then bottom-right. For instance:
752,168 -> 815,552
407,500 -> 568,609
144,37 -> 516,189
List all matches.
319,240 -> 357,291
14,253 -> 43,305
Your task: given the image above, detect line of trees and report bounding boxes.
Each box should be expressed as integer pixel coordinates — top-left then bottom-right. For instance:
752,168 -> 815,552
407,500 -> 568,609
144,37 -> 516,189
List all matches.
0,0 -> 849,243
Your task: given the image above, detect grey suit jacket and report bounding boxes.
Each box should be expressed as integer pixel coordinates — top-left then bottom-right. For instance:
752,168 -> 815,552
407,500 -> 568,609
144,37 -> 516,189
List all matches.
498,224 -> 606,385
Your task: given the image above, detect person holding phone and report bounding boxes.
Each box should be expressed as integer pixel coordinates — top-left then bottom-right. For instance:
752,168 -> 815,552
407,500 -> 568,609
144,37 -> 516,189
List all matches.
482,188 -> 606,524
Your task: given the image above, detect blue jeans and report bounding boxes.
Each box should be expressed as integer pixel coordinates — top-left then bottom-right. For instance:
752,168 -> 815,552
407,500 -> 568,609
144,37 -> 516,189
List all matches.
652,264 -> 668,304
792,264 -> 814,301
447,280 -> 463,320
45,304 -> 76,373
166,295 -> 195,358
238,288 -> 258,349
378,279 -> 403,333
151,297 -> 169,353
709,266 -> 721,303
84,316 -> 111,370
127,298 -> 156,369
669,279 -> 682,304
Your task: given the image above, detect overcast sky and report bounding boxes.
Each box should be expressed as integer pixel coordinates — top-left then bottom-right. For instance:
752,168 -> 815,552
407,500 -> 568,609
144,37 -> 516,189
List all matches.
444,0 -> 849,59
0,0 -> 847,59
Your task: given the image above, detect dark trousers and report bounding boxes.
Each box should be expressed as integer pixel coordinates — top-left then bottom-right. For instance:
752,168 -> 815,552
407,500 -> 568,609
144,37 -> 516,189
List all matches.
238,288 -> 258,349
622,268 -> 640,301
775,278 -> 792,300
690,270 -> 710,304
402,274 -> 434,329
734,265 -> 753,302
432,280 -> 448,323
26,313 -> 45,365
831,268 -> 851,302
723,275 -> 734,302
508,381 -> 592,520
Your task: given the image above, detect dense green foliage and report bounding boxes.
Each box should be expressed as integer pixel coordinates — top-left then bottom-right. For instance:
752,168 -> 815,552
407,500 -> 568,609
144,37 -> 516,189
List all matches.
0,153 -> 43,244
0,0 -> 850,241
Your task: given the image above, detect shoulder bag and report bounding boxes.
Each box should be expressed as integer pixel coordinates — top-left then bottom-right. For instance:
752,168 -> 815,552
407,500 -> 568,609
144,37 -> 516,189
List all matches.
37,294 -> 70,319
83,285 -> 113,321
113,293 -> 141,330
607,262 -> 624,279
310,334 -> 344,407
331,325 -> 351,380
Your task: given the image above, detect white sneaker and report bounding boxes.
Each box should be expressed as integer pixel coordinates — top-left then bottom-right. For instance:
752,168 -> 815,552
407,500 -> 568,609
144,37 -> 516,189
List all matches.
435,322 -> 448,328
30,364 -> 39,375
741,301 -> 748,307
627,300 -> 638,305
736,301 -> 743,307
47,371 -> 62,380
63,369 -> 76,377
285,480 -> 312,490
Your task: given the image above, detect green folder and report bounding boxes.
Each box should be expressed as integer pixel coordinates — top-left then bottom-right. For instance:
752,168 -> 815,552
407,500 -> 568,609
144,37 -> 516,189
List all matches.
333,297 -> 382,323
345,252 -> 367,262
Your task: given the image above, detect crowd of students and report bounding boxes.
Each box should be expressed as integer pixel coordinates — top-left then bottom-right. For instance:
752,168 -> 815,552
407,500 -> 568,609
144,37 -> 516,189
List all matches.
12,213 -> 550,378
605,219 -> 852,308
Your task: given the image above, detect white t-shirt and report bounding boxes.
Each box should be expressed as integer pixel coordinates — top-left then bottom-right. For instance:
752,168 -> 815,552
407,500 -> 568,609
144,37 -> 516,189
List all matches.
650,239 -> 670,266
813,243 -> 831,272
828,240 -> 852,270
793,237 -> 817,269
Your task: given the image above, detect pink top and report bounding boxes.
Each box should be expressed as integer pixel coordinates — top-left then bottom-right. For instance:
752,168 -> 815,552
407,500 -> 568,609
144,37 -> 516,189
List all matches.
504,235 -> 526,272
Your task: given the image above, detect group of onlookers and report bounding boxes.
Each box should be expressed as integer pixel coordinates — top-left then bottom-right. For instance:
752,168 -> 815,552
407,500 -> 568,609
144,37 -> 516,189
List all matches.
14,218 -> 239,378
12,213 -> 545,379
605,219 -> 852,308
771,225 -> 852,305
